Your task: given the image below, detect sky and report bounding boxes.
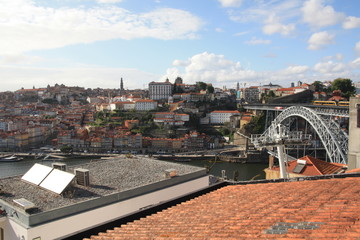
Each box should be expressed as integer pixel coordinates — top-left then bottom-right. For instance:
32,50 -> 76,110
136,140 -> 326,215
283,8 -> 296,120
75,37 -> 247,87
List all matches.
1,0 -> 360,91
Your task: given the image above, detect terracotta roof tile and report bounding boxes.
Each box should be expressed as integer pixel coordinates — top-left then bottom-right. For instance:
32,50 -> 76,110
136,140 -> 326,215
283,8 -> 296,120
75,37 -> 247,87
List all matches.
85,176 -> 360,240
272,155 -> 346,176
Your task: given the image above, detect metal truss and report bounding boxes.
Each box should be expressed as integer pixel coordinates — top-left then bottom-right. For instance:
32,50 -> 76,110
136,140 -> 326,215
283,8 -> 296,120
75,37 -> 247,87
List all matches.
311,107 -> 349,118
258,106 -> 348,164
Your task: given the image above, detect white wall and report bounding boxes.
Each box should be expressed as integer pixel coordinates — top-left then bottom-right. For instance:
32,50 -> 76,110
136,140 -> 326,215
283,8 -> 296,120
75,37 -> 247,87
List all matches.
4,176 -> 209,240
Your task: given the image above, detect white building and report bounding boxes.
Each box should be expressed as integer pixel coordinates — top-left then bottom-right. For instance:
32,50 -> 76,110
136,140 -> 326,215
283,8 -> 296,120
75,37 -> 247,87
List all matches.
0,158 -> 209,240
110,101 -> 135,111
149,79 -> 173,100
154,112 -> 189,126
210,110 -> 240,124
134,99 -> 157,111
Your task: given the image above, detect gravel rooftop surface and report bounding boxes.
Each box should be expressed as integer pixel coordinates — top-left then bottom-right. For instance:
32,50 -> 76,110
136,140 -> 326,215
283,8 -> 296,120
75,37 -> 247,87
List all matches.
0,156 -> 204,213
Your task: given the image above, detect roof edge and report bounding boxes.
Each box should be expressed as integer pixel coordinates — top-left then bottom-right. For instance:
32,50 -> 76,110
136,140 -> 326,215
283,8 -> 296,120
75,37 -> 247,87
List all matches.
228,172 -> 360,185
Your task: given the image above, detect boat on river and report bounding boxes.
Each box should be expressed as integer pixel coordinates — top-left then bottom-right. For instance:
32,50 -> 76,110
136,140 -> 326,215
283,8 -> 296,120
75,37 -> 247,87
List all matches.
0,155 -> 23,162
175,158 -> 191,162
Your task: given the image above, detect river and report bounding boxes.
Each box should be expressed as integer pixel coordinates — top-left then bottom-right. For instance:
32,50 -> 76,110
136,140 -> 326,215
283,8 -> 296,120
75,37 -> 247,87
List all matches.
0,156 -> 267,181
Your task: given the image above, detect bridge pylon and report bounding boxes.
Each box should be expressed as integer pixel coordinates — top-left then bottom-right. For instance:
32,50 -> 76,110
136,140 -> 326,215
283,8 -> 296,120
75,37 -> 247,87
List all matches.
251,124 -> 311,179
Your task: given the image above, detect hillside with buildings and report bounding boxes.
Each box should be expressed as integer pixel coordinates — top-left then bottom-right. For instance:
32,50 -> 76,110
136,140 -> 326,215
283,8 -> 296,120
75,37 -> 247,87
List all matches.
0,78 -> 357,154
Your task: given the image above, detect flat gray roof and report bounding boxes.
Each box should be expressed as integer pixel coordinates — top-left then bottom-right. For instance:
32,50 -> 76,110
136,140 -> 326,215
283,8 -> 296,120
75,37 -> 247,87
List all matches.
0,156 -> 205,214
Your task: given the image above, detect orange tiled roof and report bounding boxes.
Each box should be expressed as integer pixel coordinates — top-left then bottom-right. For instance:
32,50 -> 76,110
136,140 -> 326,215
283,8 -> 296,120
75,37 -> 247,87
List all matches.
277,87 -> 295,91
85,176 -> 360,240
272,155 -> 346,176
346,168 -> 360,173
135,99 -> 155,102
211,110 -> 240,114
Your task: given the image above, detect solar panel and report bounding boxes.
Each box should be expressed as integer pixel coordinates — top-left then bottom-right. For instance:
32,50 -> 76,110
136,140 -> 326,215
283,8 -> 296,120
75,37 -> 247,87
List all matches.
21,163 -> 53,185
39,169 -> 75,194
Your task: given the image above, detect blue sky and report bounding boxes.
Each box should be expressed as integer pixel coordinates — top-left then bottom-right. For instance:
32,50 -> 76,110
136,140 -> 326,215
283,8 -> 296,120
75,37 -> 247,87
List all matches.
1,0 -> 360,91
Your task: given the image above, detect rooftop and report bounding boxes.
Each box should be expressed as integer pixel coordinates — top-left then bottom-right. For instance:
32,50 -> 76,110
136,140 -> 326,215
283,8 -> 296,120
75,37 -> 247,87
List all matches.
85,174 -> 360,240
271,155 -> 346,176
0,157 -> 205,214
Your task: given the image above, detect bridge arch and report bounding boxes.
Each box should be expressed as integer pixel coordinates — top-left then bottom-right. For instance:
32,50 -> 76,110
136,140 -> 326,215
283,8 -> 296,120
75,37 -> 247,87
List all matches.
263,106 -> 348,164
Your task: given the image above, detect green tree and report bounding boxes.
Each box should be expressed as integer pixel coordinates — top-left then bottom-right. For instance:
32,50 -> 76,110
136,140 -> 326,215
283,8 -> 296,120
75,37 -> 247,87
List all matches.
207,85 -> 214,93
243,113 -> 265,134
331,78 -> 356,99
312,81 -> 325,92
196,82 -> 207,91
175,76 -> 183,83
60,145 -> 73,153
268,90 -> 275,98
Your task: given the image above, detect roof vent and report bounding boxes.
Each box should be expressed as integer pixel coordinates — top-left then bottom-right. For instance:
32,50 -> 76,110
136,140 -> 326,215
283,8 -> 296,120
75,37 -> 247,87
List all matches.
13,198 -> 35,210
164,169 -> 177,179
52,162 -> 67,171
74,168 -> 90,186
293,159 -> 307,174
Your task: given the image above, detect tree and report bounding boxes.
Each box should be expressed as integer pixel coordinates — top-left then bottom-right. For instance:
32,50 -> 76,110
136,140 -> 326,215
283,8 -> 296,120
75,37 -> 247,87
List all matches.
243,113 -> 265,134
207,85 -> 214,93
196,82 -> 207,91
331,78 -> 356,99
175,76 -> 183,84
312,81 -> 324,92
60,145 -> 73,153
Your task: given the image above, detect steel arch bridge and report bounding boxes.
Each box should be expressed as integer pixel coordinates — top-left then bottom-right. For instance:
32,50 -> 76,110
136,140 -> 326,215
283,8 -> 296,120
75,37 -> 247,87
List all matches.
258,106 -> 348,164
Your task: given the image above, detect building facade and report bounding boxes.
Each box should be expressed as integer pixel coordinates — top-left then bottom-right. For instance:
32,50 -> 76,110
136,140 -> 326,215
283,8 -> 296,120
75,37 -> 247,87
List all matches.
210,110 -> 240,124
148,80 -> 173,101
348,97 -> 360,170
244,87 -> 260,103
134,99 -> 157,111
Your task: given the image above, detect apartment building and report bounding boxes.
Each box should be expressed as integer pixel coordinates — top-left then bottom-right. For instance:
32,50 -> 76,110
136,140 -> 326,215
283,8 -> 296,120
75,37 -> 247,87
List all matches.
149,79 -> 173,101
210,110 -> 240,124
134,99 -> 157,111
154,112 -> 189,126
244,86 -> 260,103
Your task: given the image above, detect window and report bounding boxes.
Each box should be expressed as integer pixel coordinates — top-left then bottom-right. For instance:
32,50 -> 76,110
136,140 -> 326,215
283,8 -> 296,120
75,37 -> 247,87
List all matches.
357,104 -> 360,128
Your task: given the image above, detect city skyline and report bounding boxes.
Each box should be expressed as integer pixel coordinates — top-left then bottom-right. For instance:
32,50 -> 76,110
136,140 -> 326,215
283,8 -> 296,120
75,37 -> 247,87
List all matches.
1,0 -> 360,91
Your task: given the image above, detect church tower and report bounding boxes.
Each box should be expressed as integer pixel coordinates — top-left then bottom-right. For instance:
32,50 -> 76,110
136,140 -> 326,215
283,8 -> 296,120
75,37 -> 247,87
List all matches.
120,78 -> 124,95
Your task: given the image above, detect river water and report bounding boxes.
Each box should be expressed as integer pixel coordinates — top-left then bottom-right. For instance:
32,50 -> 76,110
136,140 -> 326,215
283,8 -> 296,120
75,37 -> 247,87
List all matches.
0,156 -> 267,181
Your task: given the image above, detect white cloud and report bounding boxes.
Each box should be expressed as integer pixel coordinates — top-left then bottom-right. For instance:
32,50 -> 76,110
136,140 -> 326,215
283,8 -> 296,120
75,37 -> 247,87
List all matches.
229,0 -> 301,23
163,52 -> 260,86
218,0 -> 243,8
322,53 -> 344,62
335,53 -> 344,61
234,31 -> 249,36
172,59 -> 189,67
0,0 -> 203,55
215,27 -> 224,32
351,58 -> 360,69
263,53 -> 277,58
262,14 -> 295,35
355,41 -> 360,55
313,61 -> 346,74
343,16 -> 360,29
0,65 -> 159,91
301,0 -> 345,28
282,65 -> 309,75
245,37 -> 271,45
163,52 -> 360,89
308,31 -> 334,50
0,54 -> 43,65
96,0 -> 123,3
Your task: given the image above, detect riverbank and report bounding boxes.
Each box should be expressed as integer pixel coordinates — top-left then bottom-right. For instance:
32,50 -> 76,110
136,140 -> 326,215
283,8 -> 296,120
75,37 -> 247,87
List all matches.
0,154 -> 267,181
